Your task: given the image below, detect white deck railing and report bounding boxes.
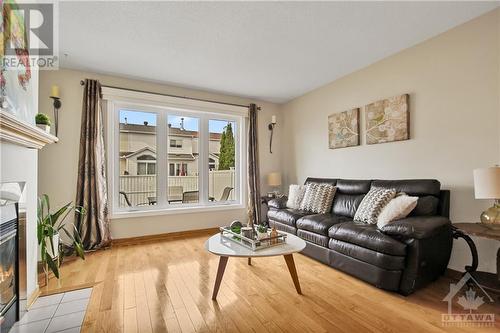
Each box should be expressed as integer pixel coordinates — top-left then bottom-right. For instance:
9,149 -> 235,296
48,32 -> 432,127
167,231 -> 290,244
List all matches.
119,170 -> 235,206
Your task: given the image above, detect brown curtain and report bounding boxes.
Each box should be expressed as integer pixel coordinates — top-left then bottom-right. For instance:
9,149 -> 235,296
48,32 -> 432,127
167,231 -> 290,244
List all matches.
75,79 -> 111,250
247,103 -> 261,228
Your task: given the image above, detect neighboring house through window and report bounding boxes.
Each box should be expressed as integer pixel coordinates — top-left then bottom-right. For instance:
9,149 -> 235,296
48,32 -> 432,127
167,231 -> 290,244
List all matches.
104,87 -> 246,215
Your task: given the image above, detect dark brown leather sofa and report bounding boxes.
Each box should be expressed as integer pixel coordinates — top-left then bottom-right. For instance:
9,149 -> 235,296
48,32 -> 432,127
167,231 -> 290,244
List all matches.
267,178 -> 452,295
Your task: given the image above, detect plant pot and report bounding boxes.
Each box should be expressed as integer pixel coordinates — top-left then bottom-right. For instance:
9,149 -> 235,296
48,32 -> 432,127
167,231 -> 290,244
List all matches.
45,233 -> 60,259
36,124 -> 51,133
256,230 -> 268,240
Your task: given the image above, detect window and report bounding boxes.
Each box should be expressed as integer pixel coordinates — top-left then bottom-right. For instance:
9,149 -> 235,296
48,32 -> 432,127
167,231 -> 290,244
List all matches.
118,110 -> 157,208
106,89 -> 246,216
169,139 -> 182,148
169,163 -> 188,176
208,119 -> 236,202
137,154 -> 156,175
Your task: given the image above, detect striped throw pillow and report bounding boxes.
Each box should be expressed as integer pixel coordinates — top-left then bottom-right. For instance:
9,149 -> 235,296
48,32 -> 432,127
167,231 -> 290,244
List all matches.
354,188 -> 396,224
299,183 -> 337,214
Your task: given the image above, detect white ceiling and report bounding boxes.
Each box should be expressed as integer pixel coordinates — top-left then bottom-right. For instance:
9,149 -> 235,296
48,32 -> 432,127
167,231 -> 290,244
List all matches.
59,1 -> 499,103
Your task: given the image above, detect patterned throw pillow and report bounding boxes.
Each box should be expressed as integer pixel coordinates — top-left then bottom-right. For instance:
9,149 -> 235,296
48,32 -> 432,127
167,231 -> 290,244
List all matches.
354,188 -> 396,224
299,183 -> 337,214
286,184 -> 306,209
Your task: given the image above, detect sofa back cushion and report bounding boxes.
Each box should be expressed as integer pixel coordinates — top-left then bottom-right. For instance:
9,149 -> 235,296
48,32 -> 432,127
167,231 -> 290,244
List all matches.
304,177 -> 337,186
371,179 -> 441,216
331,179 -> 372,217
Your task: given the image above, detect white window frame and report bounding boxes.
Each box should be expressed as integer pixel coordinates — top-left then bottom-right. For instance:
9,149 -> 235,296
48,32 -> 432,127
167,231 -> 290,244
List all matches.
103,87 -> 248,219
137,160 -> 156,175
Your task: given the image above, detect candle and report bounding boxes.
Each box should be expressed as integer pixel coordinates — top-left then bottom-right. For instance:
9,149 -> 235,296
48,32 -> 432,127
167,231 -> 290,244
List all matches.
271,115 -> 276,124
51,85 -> 59,98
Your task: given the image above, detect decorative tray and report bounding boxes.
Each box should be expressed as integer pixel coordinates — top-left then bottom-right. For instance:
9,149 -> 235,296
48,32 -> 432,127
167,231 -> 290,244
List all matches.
219,226 -> 287,251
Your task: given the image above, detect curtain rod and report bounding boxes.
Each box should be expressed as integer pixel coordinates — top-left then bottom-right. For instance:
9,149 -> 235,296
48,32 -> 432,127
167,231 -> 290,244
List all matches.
79,80 -> 260,110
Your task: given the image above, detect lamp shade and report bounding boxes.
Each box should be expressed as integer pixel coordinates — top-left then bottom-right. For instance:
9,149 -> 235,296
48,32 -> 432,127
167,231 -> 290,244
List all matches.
267,172 -> 282,187
473,167 -> 500,199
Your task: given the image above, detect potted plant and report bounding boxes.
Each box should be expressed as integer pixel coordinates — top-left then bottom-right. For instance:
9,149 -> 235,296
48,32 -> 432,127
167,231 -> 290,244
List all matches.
256,224 -> 269,240
37,194 -> 85,279
35,113 -> 51,133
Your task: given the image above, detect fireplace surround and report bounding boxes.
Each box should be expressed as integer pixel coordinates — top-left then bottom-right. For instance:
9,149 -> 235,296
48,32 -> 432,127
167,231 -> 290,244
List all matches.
0,182 -> 26,332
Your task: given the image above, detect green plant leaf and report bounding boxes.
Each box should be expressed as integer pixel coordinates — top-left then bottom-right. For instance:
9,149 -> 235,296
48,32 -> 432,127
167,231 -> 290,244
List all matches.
46,255 -> 59,279
50,202 -> 72,227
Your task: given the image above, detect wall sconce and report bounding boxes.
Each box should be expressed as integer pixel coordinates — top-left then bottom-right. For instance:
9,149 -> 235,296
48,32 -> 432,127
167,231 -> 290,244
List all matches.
268,115 -> 277,154
49,85 -> 61,137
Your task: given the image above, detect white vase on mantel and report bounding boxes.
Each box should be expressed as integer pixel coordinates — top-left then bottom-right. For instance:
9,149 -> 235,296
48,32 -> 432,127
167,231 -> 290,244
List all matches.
36,124 -> 51,134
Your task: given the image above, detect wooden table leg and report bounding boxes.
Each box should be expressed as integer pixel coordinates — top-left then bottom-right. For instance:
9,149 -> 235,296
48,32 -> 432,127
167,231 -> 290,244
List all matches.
212,256 -> 228,300
248,257 -> 252,265
284,254 -> 302,294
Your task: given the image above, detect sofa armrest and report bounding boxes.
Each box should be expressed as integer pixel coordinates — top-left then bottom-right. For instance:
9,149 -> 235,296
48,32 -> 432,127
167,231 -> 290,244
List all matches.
267,196 -> 288,209
381,216 -> 451,240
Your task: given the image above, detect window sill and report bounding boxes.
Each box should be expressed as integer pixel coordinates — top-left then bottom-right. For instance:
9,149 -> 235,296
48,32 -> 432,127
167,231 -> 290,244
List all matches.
110,203 -> 246,220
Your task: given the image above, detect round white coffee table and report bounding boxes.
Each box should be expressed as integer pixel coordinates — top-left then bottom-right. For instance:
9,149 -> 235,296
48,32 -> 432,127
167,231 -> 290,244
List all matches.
205,231 -> 306,300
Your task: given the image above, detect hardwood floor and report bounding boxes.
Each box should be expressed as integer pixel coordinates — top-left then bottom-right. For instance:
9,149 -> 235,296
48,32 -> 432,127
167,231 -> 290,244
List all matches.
41,231 -> 499,332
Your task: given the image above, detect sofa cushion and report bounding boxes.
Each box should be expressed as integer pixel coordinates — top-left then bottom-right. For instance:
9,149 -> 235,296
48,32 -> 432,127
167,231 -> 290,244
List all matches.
336,179 -> 372,194
332,179 -> 371,217
268,196 -> 288,209
305,177 -> 337,186
267,209 -> 310,227
410,196 -> 439,216
328,222 -> 406,256
298,229 -> 329,247
371,179 -> 441,196
269,220 -> 297,235
332,194 -> 365,217
329,239 -> 406,270
296,214 -> 351,236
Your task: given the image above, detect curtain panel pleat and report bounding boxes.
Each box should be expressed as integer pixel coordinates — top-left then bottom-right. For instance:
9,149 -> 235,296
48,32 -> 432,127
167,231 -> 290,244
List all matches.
247,103 -> 261,228
75,79 -> 111,250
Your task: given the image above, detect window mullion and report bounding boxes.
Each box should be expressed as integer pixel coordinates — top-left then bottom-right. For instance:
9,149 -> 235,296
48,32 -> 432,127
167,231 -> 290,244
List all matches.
157,112 -> 168,206
199,117 -> 209,205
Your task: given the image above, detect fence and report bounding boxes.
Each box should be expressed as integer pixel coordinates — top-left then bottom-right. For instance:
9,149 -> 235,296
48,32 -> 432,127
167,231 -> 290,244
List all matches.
119,170 -> 235,207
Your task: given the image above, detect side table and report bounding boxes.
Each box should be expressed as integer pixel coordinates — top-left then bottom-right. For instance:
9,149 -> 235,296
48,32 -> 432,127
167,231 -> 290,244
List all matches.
452,223 -> 500,294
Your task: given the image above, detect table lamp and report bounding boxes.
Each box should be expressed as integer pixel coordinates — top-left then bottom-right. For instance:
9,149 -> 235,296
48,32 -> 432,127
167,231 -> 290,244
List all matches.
473,166 -> 500,224
267,172 -> 282,197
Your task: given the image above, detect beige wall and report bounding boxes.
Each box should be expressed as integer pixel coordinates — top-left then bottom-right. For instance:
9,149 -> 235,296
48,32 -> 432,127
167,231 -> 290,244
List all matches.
38,69 -> 282,239
281,9 -> 500,272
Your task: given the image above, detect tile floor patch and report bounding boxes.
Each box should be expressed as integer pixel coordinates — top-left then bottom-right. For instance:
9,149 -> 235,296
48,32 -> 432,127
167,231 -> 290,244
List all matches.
55,327 -> 81,333
10,287 -> 92,333
17,305 -> 57,325
61,288 -> 92,303
45,311 -> 86,333
29,294 -> 63,309
54,298 -> 89,317
9,319 -> 50,333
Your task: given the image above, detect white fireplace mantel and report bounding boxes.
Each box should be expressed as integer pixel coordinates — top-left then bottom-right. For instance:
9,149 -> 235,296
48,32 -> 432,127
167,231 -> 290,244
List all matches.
0,110 -> 58,149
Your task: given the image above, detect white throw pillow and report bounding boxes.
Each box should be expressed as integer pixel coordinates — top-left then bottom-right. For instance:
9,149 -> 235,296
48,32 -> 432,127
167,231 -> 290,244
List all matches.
286,184 -> 306,209
377,195 -> 418,228
299,183 -> 337,214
